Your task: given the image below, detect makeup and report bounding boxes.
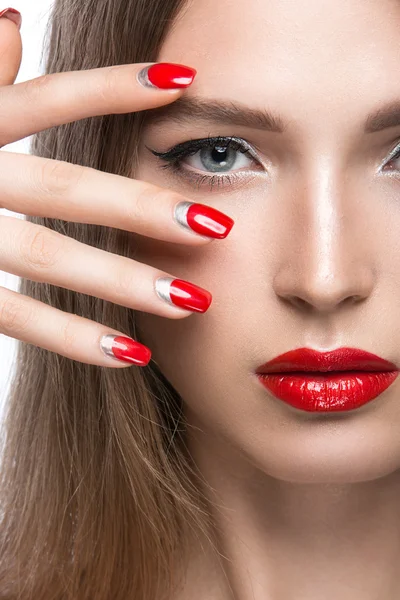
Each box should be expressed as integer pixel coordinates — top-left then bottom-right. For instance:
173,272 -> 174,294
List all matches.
255,347 -> 399,412
173,200 -> 234,239
100,334 -> 151,366
155,277 -> 212,313
136,63 -> 197,89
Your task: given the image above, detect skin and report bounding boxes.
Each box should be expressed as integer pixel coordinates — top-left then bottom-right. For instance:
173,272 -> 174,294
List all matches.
134,0 -> 400,597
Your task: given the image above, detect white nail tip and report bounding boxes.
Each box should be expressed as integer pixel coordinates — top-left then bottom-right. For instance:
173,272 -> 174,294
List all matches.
173,201 -> 214,240
99,334 -> 119,360
173,201 -> 192,231
155,277 -> 174,305
136,65 -> 158,89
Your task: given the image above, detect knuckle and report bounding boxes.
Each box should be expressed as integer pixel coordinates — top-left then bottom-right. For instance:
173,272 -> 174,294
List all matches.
129,185 -> 172,227
98,65 -> 123,104
21,73 -> 53,103
150,186 -> 177,206
112,264 -> 138,305
60,315 -> 78,352
0,76 -> 53,148
18,224 -> 64,272
0,294 -> 32,336
125,185 -> 151,228
36,159 -> 84,198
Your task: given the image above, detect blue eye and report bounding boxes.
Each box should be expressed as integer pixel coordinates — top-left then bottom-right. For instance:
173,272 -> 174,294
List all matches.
146,135 -> 264,191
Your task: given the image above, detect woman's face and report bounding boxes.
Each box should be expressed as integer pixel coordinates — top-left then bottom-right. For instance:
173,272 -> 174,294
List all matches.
134,0 -> 400,484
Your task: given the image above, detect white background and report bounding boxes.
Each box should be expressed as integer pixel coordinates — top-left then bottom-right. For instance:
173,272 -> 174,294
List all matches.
0,1 -> 53,414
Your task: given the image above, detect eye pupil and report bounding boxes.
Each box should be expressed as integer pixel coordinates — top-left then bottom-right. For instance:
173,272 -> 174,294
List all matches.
199,145 -> 233,171
214,146 -> 228,164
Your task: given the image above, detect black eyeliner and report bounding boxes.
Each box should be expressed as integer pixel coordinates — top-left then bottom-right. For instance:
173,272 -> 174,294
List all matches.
144,134 -> 267,192
145,135 -> 259,162
379,139 -> 400,172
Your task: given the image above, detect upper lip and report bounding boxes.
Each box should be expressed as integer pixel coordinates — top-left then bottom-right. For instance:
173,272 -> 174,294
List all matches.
255,347 -> 399,374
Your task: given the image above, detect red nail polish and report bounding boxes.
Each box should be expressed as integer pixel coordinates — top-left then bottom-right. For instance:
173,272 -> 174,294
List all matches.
169,279 -> 212,312
180,202 -> 235,239
155,277 -> 212,313
100,334 -> 151,366
0,8 -> 22,30
146,63 -> 197,89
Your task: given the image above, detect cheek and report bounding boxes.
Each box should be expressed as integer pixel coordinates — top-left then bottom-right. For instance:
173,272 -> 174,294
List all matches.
132,233 -> 240,401
132,232 -> 214,354
130,158 -> 261,401
132,230 -> 267,445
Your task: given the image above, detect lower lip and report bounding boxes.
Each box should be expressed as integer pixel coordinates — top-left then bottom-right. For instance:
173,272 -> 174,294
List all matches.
256,371 -> 399,412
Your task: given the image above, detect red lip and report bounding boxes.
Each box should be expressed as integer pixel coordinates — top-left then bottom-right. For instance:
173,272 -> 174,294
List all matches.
255,347 -> 399,412
256,347 -> 398,373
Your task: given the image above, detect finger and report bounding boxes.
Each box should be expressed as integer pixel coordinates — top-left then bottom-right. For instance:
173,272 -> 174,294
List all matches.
0,62 -> 196,147
0,152 -> 234,244
0,284 -> 151,368
0,10 -> 22,86
0,215 -> 212,318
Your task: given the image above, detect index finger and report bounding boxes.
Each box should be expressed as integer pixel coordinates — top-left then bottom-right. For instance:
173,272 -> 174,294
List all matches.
0,62 -> 197,147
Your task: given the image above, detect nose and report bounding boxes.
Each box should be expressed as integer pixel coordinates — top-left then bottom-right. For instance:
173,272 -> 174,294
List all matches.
272,184 -> 375,315
273,261 -> 373,314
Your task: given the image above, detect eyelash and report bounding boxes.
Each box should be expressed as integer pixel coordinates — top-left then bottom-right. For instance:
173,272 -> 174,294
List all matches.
146,136 -> 400,191
146,135 -> 263,191
382,141 -> 400,172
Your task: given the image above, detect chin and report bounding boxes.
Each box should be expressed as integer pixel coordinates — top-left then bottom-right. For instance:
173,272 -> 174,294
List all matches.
242,430 -> 400,485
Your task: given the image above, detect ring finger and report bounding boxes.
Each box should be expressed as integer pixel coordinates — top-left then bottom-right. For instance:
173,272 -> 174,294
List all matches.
0,214 -> 213,317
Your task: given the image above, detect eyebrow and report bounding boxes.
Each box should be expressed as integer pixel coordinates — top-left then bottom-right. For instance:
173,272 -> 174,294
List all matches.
142,95 -> 400,135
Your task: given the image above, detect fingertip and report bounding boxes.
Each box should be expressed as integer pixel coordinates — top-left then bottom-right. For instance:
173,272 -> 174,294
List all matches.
136,63 -> 197,91
0,8 -> 22,30
0,15 -> 22,86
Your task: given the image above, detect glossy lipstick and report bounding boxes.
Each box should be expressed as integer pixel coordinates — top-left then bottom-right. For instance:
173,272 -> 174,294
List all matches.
255,347 -> 399,412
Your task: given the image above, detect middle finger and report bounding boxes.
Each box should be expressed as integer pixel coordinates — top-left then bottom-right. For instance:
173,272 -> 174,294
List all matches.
0,151 -> 235,243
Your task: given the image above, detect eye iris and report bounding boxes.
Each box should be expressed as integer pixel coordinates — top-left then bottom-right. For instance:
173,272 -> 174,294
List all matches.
199,145 -> 236,172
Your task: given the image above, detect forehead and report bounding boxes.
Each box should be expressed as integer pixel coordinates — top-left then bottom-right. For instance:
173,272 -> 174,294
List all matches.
157,0 -> 400,129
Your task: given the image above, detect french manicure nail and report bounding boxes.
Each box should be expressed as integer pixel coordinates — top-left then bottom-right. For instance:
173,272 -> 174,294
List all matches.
0,8 -> 22,30
100,334 -> 151,366
174,201 -> 234,239
155,277 -> 212,313
137,63 -> 197,89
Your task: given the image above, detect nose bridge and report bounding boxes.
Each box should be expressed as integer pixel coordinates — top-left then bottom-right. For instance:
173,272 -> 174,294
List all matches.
273,160 -> 375,313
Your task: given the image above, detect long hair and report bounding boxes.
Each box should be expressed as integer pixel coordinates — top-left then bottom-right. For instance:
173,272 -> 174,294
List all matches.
0,1 -> 219,598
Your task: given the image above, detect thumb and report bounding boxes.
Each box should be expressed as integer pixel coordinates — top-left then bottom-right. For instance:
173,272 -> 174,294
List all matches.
0,8 -> 22,86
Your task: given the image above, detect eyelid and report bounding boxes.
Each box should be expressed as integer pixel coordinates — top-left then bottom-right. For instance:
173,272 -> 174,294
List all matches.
146,135 -> 272,181
146,135 -> 270,192
147,135 -> 264,162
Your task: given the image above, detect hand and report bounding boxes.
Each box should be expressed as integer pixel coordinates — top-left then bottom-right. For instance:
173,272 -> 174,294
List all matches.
0,13 -> 234,368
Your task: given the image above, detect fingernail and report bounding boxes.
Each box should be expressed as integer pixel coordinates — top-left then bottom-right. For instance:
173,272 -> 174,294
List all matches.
0,8 -> 22,30
174,201 -> 235,239
155,277 -> 212,313
100,334 -> 151,366
137,63 -> 197,89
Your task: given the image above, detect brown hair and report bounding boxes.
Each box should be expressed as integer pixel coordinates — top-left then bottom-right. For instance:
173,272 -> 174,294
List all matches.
0,1 -> 219,598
